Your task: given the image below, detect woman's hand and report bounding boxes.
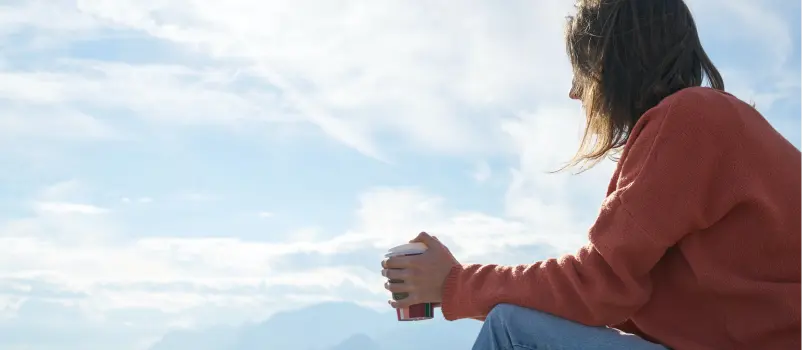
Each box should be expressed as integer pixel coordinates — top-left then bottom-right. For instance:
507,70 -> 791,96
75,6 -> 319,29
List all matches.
381,232 -> 460,308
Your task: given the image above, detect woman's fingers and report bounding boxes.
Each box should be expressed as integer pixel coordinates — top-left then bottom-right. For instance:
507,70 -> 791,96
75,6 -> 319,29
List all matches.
389,293 -> 419,309
384,280 -> 410,293
382,255 -> 413,269
381,268 -> 410,280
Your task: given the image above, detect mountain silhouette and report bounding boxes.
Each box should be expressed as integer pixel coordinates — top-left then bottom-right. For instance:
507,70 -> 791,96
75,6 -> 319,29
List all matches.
149,326 -> 241,350
330,333 -> 381,350
231,302 -> 392,350
148,302 -> 481,350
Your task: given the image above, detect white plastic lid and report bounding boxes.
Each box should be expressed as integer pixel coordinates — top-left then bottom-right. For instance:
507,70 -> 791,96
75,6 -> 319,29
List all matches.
384,242 -> 428,257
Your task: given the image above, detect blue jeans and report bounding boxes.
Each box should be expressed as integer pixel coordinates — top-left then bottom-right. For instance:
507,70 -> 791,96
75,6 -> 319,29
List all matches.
472,304 -> 669,350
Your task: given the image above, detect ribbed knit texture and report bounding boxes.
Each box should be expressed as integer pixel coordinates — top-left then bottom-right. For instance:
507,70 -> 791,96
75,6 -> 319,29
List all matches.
441,87 -> 801,350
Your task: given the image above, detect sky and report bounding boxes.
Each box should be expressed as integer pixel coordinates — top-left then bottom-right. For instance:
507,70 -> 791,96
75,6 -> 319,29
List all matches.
0,0 -> 801,349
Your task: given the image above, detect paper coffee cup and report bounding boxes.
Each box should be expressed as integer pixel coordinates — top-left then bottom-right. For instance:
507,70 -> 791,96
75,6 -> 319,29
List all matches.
385,242 -> 434,321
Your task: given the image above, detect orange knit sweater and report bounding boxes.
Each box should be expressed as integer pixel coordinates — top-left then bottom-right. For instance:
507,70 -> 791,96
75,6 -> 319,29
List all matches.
442,87 -> 801,350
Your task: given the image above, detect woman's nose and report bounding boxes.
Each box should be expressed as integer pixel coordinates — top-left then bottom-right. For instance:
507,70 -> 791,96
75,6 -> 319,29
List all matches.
569,80 -> 582,100
569,88 -> 581,100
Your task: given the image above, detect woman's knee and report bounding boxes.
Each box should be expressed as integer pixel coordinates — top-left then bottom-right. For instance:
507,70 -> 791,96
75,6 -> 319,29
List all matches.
480,306 -> 665,350
487,303 -> 523,321
486,304 -> 566,331
482,304 -> 573,346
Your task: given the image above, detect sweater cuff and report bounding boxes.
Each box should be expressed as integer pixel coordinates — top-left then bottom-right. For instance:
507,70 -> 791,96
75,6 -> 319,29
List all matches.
441,263 -> 469,321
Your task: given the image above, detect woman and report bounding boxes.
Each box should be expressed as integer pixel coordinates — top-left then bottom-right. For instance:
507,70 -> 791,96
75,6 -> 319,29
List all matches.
380,0 -> 801,349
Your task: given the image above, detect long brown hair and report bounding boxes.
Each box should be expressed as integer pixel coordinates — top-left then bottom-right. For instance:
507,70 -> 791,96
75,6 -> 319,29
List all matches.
564,0 -> 724,170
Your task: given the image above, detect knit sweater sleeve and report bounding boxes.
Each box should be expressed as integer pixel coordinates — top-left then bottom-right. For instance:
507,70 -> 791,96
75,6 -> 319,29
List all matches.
441,89 -> 740,326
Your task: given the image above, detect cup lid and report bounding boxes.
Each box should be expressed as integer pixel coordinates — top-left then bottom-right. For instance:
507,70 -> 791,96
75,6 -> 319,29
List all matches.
385,242 -> 428,257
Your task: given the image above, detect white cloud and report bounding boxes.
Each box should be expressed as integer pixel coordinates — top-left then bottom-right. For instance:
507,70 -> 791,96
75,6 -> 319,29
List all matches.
0,182 -> 118,245
33,202 -> 109,215
1,0 -> 795,157
0,0 -> 579,159
0,0 -> 103,37
0,62 -> 298,127
0,107 -> 119,141
36,180 -> 86,201
0,185 -> 560,317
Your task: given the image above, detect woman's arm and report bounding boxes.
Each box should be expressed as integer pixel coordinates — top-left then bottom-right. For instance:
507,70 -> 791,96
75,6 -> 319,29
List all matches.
441,90 -> 740,326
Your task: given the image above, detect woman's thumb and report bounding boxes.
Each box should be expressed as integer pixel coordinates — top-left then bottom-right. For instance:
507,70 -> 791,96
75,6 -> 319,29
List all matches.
410,231 -> 439,246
